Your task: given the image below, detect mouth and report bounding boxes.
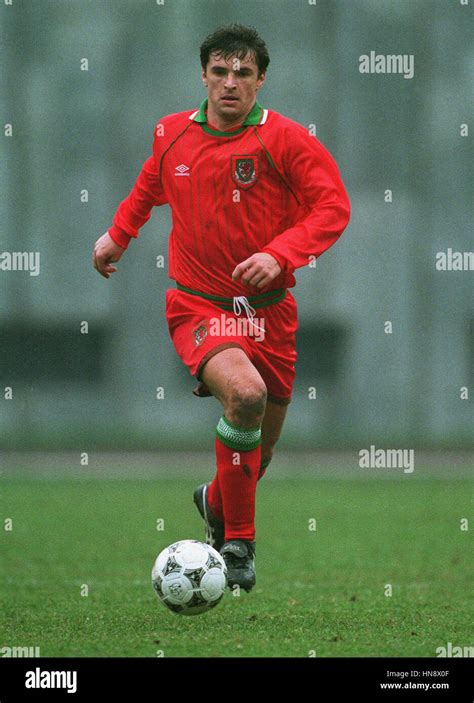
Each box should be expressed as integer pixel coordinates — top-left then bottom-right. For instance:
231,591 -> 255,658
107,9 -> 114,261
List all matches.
221,96 -> 239,103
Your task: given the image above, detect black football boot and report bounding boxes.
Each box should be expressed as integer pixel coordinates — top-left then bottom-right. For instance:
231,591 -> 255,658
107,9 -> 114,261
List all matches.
193,483 -> 225,552
220,540 -> 256,592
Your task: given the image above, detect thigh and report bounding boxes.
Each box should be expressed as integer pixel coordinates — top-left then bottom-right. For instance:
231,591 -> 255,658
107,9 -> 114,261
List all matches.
201,347 -> 266,407
166,288 -> 251,381
250,291 -> 298,404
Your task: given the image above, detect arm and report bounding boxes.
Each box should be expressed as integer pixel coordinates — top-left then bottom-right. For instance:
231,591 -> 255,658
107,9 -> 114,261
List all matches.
108,152 -> 168,250
260,125 -> 351,275
93,130 -> 168,278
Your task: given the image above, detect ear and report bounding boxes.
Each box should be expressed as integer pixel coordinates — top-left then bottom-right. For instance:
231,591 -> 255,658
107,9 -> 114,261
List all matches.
256,72 -> 266,91
201,68 -> 208,88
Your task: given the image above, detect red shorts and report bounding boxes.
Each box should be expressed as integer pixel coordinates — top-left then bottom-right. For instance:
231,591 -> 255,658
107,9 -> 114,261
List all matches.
165,287 -> 298,405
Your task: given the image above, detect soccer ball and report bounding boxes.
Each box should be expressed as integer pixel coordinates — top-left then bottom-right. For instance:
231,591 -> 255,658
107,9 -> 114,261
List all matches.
152,540 -> 227,615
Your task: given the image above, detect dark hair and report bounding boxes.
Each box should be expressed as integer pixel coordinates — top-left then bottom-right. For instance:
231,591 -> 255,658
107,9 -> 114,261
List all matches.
200,23 -> 270,75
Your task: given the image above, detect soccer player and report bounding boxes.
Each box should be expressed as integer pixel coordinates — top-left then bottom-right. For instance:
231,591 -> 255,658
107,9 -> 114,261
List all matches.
92,24 -> 350,592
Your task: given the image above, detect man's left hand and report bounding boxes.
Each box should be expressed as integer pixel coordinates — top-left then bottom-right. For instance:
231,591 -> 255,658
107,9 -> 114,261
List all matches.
232,253 -> 281,289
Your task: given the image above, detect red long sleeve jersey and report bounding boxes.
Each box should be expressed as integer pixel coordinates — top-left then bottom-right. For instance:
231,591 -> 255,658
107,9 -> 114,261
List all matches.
109,98 -> 351,297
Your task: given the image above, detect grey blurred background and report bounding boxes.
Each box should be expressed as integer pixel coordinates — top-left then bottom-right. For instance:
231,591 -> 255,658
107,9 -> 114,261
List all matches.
1,0 -> 472,451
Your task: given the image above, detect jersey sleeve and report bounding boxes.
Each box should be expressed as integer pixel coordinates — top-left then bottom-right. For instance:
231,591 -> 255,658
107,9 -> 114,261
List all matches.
108,126 -> 168,249
260,124 -> 350,274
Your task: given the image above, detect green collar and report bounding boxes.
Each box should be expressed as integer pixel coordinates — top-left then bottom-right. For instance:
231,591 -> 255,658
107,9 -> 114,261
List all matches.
190,98 -> 265,136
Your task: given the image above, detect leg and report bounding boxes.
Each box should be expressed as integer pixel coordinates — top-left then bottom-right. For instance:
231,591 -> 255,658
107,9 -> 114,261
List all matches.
200,347 -> 265,590
259,401 -> 289,479
201,345 -> 266,536
201,346 -> 267,427
202,348 -> 266,535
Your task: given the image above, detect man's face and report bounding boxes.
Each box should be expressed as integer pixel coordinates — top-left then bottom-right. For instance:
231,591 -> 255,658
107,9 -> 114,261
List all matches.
202,51 -> 265,122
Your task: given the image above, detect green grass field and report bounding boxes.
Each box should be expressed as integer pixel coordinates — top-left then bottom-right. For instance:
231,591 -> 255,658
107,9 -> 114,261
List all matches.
2,475 -> 472,657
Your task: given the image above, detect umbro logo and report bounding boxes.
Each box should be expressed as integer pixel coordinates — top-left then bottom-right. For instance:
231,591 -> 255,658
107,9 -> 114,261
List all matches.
174,164 -> 190,177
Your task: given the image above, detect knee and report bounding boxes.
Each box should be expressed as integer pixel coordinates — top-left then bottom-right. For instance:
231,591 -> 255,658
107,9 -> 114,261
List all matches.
225,383 -> 267,426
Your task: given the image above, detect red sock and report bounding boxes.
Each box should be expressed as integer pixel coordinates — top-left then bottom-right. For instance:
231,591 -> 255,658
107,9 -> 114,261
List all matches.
209,452 -> 270,517
215,436 -> 261,541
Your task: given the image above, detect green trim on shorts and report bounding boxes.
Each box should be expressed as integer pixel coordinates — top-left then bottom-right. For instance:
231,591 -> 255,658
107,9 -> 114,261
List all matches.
176,283 -> 287,310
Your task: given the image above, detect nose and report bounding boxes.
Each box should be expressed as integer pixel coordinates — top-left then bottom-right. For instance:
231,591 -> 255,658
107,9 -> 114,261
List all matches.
224,72 -> 237,89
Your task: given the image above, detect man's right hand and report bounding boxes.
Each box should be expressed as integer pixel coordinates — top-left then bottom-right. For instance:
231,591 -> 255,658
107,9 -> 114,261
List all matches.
92,231 -> 125,279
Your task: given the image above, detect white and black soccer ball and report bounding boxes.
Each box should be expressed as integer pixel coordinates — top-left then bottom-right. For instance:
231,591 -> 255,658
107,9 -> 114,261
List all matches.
152,540 -> 227,615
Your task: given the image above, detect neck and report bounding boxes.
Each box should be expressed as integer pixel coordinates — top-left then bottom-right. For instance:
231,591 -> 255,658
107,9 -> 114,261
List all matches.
206,99 -> 254,132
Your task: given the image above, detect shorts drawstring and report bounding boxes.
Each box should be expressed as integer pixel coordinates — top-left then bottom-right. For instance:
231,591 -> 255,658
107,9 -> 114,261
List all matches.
232,296 -> 265,334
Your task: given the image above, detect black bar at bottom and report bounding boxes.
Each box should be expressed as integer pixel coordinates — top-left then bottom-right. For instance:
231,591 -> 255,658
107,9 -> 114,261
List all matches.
0,657 -> 472,701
